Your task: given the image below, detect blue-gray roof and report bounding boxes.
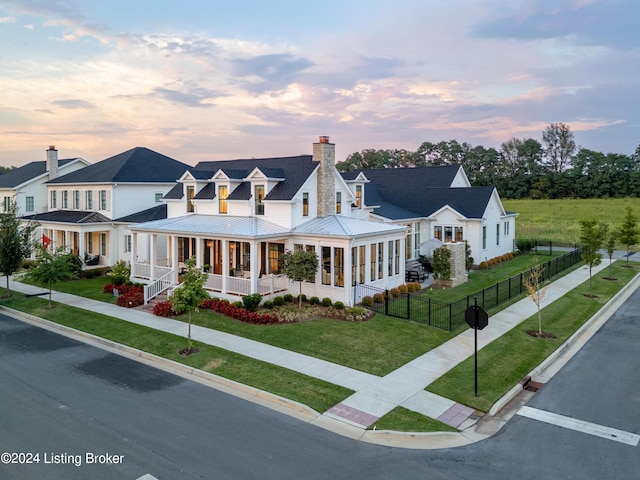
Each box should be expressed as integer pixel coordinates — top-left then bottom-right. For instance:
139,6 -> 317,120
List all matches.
0,159 -> 78,188
194,155 -> 317,201
47,147 -> 190,184
115,204 -> 167,223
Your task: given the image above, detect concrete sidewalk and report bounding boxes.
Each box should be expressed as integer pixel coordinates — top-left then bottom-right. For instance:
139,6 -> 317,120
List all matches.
4,259 -> 630,447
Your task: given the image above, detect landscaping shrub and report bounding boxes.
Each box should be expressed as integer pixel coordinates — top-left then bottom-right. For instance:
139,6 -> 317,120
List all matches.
516,238 -> 535,252
232,301 -> 243,308
372,293 -> 384,304
242,293 -> 262,311
297,294 -> 307,303
153,300 -> 174,317
273,296 -> 284,306
201,298 -> 280,324
389,287 -> 400,298
107,260 -> 130,286
321,297 -> 332,307
20,259 -> 37,269
283,293 -> 294,303
398,284 -> 409,294
117,292 -> 144,308
263,300 -> 274,309
361,296 -> 373,307
479,261 -> 488,270
334,301 -> 344,310
309,296 -> 320,305
344,307 -> 371,321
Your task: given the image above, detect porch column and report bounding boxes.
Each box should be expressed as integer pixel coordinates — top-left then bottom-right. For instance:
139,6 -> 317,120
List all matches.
131,232 -> 138,278
171,235 -> 179,284
250,240 -> 259,294
221,239 -> 229,294
195,237 -> 203,268
150,234 -> 157,280
79,232 -> 85,260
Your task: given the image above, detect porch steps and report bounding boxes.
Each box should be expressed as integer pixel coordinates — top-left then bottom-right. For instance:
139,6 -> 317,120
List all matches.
138,292 -> 169,313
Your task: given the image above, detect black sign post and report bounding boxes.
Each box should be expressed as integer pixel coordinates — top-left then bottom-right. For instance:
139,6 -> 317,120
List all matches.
465,297 -> 489,397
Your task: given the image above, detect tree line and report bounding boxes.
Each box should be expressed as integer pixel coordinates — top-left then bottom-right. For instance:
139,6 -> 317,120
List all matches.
336,123 -> 640,199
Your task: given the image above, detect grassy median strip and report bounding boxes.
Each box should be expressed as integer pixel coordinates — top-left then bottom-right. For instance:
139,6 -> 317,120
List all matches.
369,406 -> 459,433
426,262 -> 639,413
0,293 -> 353,413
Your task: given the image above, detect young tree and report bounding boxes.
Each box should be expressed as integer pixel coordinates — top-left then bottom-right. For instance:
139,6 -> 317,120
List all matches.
523,256 -> 548,336
617,206 -> 639,266
170,257 -> 209,354
605,229 -> 617,280
0,200 -> 38,297
579,219 -> 608,296
280,250 -> 318,309
23,245 -> 76,308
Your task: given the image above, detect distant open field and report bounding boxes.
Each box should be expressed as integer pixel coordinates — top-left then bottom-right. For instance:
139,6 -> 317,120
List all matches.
502,198 -> 640,246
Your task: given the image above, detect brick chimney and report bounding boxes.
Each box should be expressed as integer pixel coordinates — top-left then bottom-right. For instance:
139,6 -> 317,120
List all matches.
47,145 -> 58,179
313,136 -> 335,217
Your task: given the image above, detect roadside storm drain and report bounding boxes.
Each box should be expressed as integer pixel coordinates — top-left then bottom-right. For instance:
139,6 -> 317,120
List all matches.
524,381 -> 543,392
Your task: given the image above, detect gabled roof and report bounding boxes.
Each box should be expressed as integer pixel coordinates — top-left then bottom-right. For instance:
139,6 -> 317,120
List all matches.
193,183 -> 216,200
163,183 -> 184,200
293,215 -> 407,238
194,155 -> 317,201
21,210 -> 111,224
47,147 -> 190,185
115,204 -> 167,223
349,164 -> 461,189
0,159 -> 80,188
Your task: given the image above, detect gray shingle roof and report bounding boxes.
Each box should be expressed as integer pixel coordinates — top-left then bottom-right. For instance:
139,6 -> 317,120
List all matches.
21,210 -> 111,223
0,159 -> 78,188
47,147 -> 190,184
193,183 -> 216,200
115,204 -> 167,223
195,155 -> 317,201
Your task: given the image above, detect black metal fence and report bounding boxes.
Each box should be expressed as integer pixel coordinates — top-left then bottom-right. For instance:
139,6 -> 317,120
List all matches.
356,248 -> 583,331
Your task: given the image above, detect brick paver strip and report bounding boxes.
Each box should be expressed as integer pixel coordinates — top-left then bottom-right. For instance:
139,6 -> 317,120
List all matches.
327,403 -> 380,427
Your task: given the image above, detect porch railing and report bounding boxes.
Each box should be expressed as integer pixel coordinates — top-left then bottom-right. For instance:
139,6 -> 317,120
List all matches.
144,270 -> 174,304
258,274 -> 288,294
133,262 -> 172,280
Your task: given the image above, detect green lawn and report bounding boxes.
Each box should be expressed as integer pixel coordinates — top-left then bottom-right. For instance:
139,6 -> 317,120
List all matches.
426,261 -> 639,413
0,292 -> 352,413
503,198 -> 640,246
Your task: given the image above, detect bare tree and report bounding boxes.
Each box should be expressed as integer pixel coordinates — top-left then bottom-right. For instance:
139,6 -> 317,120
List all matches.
523,256 -> 548,336
542,122 -> 576,173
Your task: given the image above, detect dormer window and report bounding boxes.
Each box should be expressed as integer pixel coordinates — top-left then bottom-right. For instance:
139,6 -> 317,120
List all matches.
186,186 -> 195,212
336,192 -> 342,214
255,185 -> 265,215
218,185 -> 228,214
302,192 -> 309,216
355,185 -> 362,208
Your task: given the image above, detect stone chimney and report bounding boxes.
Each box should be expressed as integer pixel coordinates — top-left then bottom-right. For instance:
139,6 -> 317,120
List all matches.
47,145 -> 58,179
313,136 -> 336,217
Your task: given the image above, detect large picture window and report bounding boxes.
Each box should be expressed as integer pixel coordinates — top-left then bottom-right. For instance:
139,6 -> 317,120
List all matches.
322,246 -> 331,285
334,247 -> 344,287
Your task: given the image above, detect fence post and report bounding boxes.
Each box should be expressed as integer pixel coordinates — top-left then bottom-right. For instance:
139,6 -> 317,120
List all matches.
496,282 -> 499,307
384,289 -> 389,316
407,292 -> 411,320
449,303 -> 453,331
428,298 -> 431,326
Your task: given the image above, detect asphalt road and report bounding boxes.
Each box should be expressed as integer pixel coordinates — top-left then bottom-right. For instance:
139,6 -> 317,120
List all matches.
0,284 -> 638,480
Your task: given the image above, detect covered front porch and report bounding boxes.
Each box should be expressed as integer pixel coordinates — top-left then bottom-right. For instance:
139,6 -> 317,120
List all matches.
130,216 -> 292,303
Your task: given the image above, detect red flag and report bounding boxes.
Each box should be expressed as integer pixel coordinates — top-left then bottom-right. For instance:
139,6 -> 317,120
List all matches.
42,234 -> 51,249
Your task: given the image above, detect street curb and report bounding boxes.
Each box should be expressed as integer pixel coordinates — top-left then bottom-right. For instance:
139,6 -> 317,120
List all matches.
488,271 -> 640,417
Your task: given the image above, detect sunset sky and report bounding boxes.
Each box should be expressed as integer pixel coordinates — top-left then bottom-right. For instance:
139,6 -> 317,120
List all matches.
0,0 -> 638,167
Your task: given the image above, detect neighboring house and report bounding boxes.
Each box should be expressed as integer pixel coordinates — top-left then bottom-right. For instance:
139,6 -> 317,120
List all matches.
23,147 -> 190,267
129,137 -> 408,306
0,146 -> 89,216
341,166 -> 518,264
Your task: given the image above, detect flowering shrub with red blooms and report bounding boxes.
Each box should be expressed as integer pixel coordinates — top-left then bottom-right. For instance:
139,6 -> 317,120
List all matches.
152,300 -> 174,317
117,292 -> 144,308
104,284 -> 143,296
201,299 -> 279,324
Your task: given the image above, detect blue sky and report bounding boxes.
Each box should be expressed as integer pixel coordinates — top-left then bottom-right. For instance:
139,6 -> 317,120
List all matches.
0,0 -> 638,167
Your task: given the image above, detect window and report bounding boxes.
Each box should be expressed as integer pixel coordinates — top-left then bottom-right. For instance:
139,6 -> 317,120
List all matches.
322,246 -> 331,285
434,226 -> 443,241
87,234 -> 93,253
359,245 -> 365,284
455,227 -> 464,242
378,242 -> 383,279
335,192 -> 342,214
395,239 -> 401,275
496,223 -> 500,245
86,190 -> 93,209
302,192 -> 309,216
306,245 -> 316,283
351,247 -> 357,286
2,196 -> 10,212
414,222 -> 421,258
124,234 -> 132,253
482,226 -> 487,250
444,226 -> 453,243
388,240 -> 394,276
355,185 -> 362,208
186,186 -> 195,212
73,190 -> 80,209
269,243 -> 283,274
51,191 -> 57,209
254,185 -> 265,215
334,247 -> 344,287
25,196 -> 34,212
294,244 -> 303,252
100,190 -> 107,210
100,233 -> 107,256
218,185 -> 228,214
504,221 -> 510,236
155,193 -> 163,203
405,224 -> 412,260
370,244 -> 376,281
62,191 -> 68,209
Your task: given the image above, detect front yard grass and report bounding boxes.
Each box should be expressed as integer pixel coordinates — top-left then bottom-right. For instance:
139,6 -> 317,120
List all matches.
426,261 -> 639,413
0,293 -> 353,413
